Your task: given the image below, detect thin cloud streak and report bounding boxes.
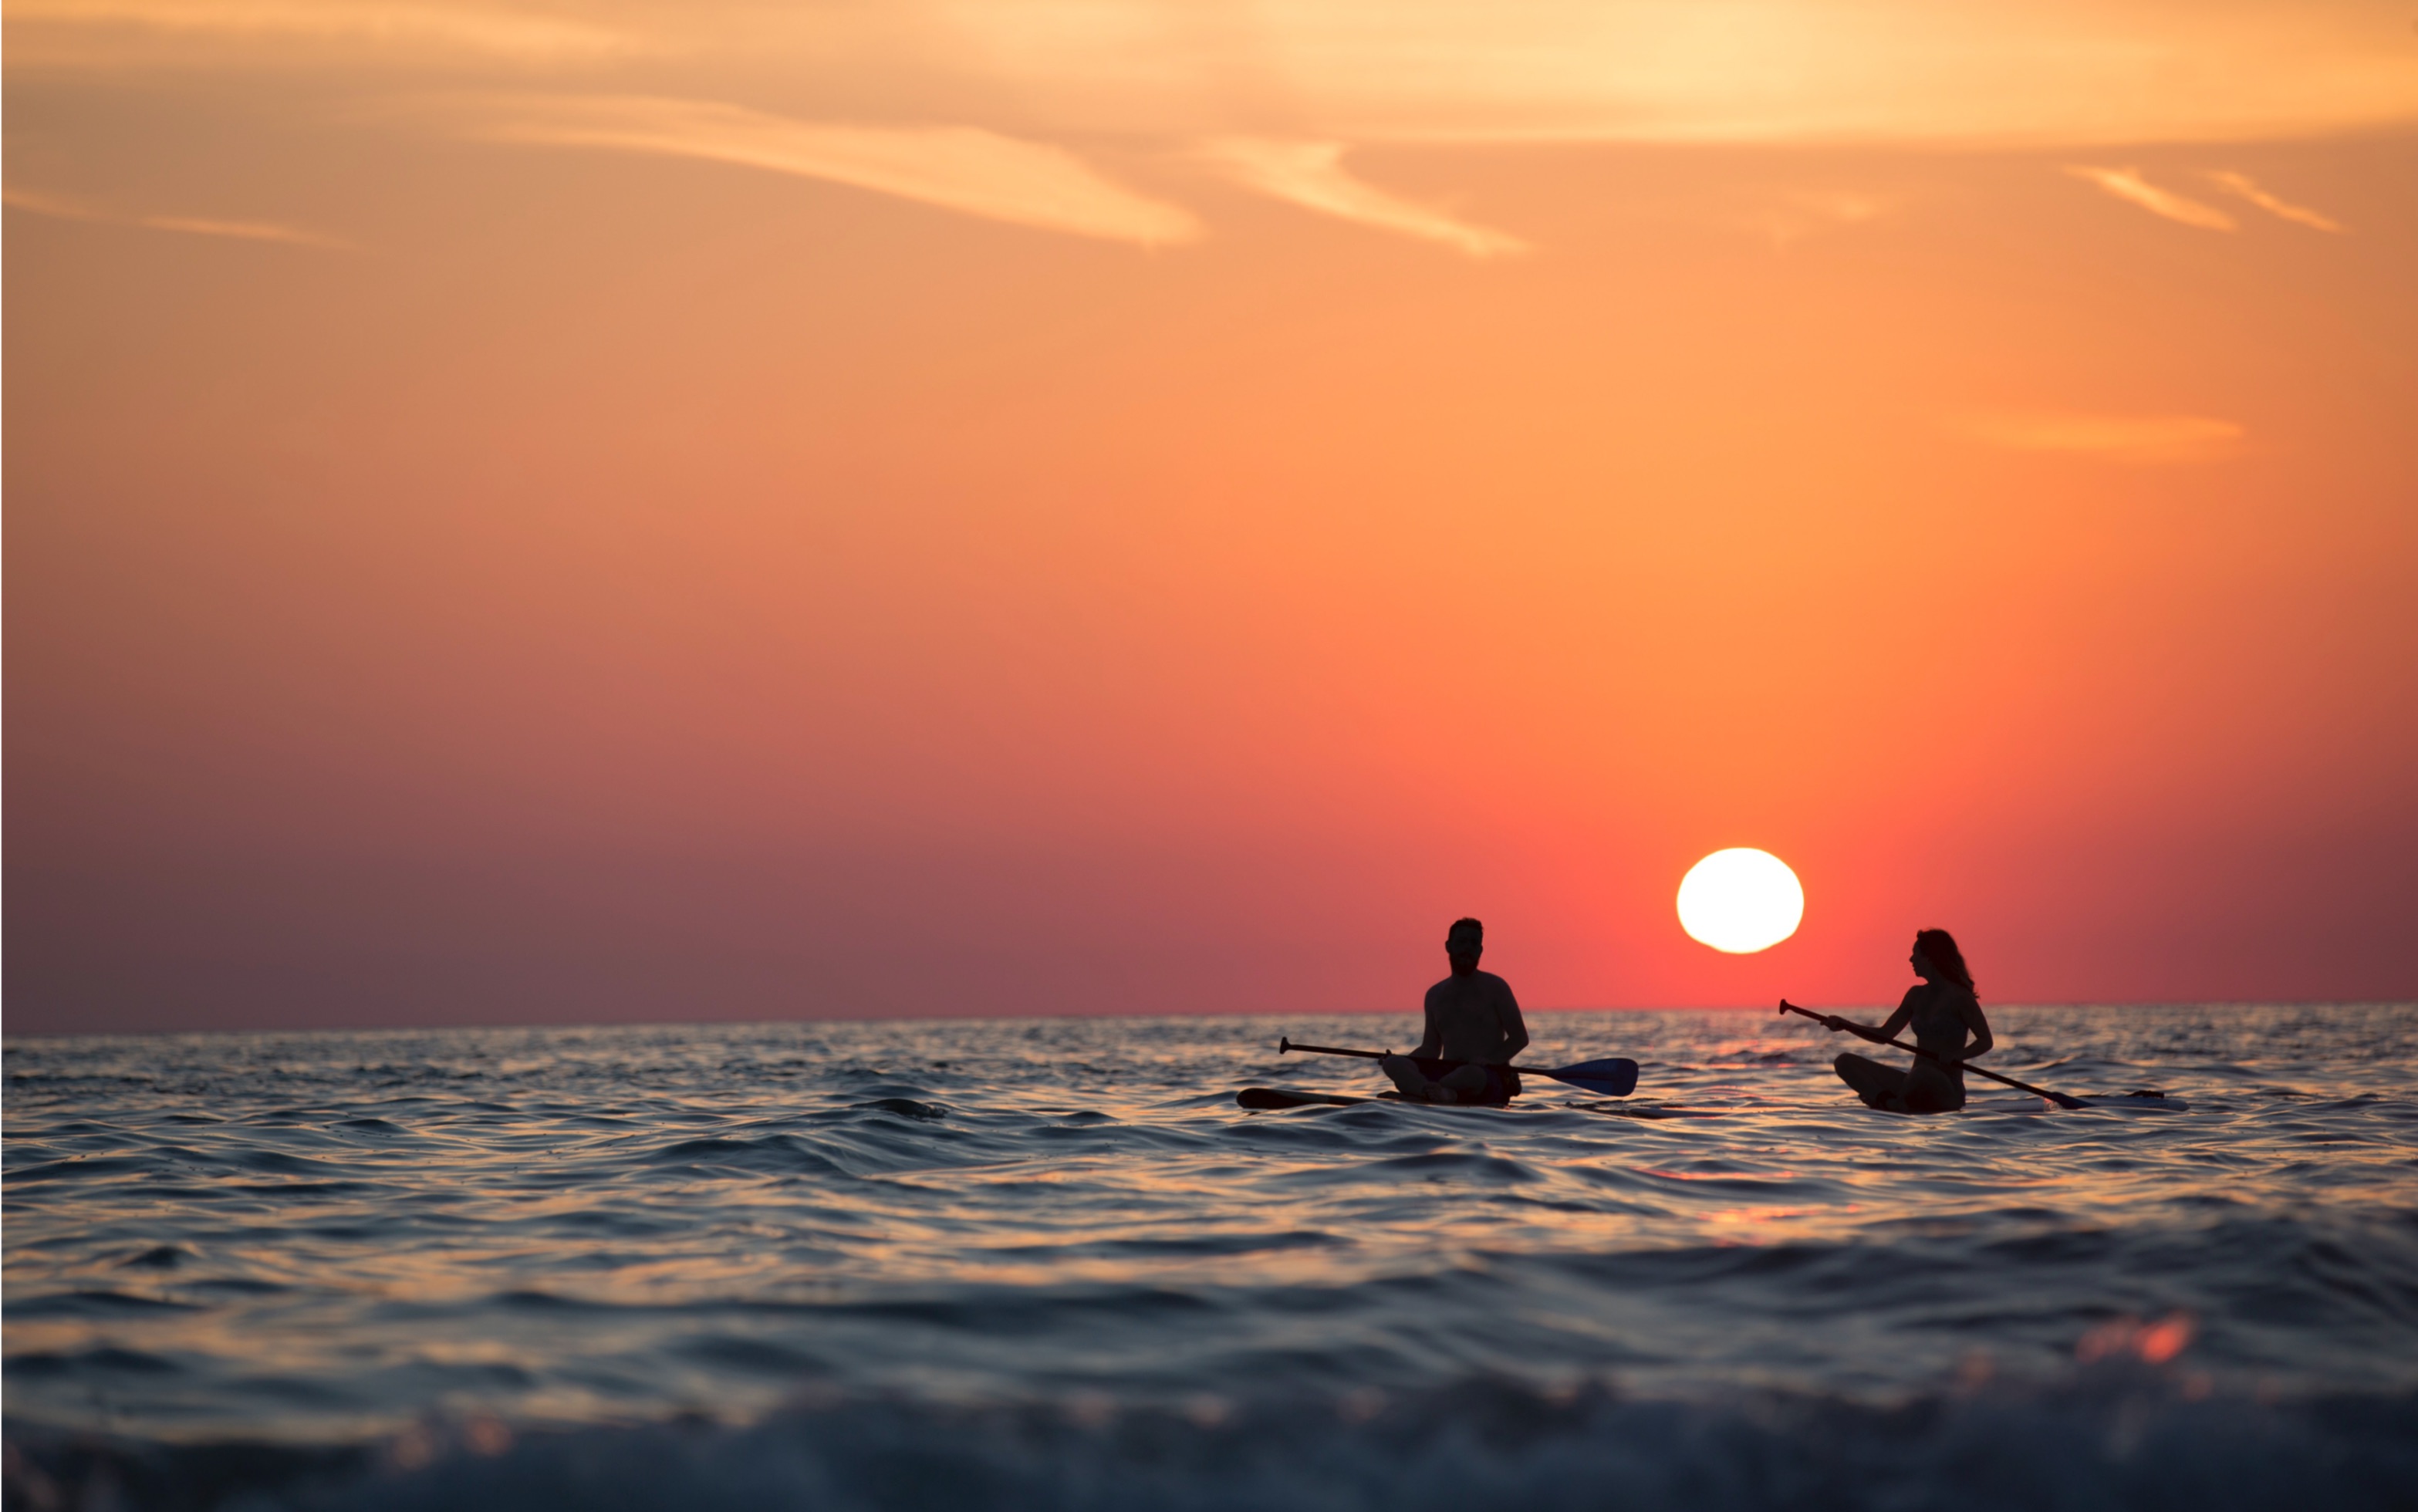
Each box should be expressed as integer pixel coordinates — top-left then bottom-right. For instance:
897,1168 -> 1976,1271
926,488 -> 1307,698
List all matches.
6,0 -> 626,62
942,1 -> 2418,146
10,2 -> 2416,145
2063,166 -> 2234,231
1743,187 -> 1893,248
1950,410 -> 2244,463
2204,170 -> 2345,233
465,96 -> 1199,246
3,187 -> 353,248
1198,138 -> 1525,257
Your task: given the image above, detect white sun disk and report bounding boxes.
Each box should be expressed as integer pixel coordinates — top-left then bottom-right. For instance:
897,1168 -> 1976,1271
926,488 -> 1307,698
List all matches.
1677,849 -> 1804,953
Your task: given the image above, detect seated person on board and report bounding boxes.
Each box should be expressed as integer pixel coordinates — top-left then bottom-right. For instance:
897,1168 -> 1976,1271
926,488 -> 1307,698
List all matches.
1380,918 -> 1530,1105
1818,928 -> 1994,1114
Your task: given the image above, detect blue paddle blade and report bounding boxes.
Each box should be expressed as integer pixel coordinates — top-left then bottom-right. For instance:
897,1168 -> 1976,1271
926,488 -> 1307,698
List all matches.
1539,1058 -> 1638,1098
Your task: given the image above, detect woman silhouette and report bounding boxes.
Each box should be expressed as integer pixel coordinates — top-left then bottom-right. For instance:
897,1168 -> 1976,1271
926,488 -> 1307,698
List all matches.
1820,929 -> 1994,1113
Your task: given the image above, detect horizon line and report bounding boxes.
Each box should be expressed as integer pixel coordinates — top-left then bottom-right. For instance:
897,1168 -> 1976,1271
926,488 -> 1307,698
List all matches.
8,999 -> 2410,1042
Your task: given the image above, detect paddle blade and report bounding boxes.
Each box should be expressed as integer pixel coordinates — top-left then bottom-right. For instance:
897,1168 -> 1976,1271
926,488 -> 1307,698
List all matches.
1540,1058 -> 1639,1098
2072,1092 -> 2190,1112
1237,1087 -> 1366,1109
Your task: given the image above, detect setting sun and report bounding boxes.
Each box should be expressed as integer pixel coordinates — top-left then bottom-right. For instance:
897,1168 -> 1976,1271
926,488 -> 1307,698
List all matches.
1676,849 -> 1805,954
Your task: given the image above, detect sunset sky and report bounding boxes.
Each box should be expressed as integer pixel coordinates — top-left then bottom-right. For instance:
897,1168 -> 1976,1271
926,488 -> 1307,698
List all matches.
8,1 -> 2416,1034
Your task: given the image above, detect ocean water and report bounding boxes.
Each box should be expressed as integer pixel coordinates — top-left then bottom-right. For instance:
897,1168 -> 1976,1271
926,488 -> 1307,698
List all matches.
6,1004 -> 2416,1510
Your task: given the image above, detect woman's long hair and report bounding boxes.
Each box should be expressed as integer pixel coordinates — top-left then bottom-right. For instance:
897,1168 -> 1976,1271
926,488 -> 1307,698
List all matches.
1913,929 -> 1975,993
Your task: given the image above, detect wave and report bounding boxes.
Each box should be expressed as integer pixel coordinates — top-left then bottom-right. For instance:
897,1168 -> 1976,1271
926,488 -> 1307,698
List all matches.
11,1007 -> 2418,1491
8,1372 -> 2416,1512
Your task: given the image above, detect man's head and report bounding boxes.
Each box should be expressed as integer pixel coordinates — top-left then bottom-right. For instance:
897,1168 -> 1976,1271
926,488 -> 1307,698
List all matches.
1446,917 -> 1484,976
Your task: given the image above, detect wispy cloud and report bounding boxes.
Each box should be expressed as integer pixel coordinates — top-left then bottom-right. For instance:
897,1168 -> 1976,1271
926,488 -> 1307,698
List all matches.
15,3 -> 2418,147
463,96 -> 1199,246
4,187 -> 353,249
6,0 -> 626,63
2062,167 -> 2234,231
941,2 -> 2418,148
1197,138 -> 1525,258
2204,170 -> 2345,233
1950,410 -> 2244,463
1743,187 -> 1893,248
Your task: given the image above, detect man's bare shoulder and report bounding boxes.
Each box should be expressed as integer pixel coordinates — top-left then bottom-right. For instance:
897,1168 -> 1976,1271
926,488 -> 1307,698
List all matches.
1430,970 -> 1516,999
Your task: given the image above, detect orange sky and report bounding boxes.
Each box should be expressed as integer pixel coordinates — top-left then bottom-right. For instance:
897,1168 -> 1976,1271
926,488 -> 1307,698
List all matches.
8,1 -> 2416,1031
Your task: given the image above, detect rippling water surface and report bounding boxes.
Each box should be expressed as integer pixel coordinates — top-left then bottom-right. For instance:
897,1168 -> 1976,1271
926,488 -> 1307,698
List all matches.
7,1004 -> 2417,1509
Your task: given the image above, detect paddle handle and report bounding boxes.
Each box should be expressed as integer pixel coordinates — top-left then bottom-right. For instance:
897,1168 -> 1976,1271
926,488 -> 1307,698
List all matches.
1777,1001 -> 2085,1109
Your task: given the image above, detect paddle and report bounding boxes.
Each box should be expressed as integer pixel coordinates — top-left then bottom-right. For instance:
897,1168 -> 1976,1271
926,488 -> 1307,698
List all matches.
1276,1038 -> 1640,1098
1776,1001 -> 2089,1110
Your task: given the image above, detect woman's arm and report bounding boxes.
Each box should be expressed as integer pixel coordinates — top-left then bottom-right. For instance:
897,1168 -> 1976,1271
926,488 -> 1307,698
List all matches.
1822,988 -> 1920,1042
1952,995 -> 1994,1061
1812,988 -> 1920,1045
1876,987 -> 1922,1041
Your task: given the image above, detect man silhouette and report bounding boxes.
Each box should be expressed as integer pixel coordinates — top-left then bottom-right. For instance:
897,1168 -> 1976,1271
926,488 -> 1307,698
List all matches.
1380,918 -> 1531,1105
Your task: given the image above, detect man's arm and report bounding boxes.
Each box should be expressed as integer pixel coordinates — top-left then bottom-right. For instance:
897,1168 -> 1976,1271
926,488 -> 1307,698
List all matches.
1412,987 -> 1444,1059
1496,980 -> 1530,1063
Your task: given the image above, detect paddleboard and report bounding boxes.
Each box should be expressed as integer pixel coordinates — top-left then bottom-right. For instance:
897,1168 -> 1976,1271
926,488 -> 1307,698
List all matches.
1234,1088 -> 1697,1116
1235,1088 -> 1531,1110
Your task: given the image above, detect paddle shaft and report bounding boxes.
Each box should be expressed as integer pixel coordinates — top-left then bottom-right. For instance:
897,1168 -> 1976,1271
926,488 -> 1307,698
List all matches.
1777,1001 -> 2085,1109
1279,1038 -> 1508,1074
1275,1038 -> 1636,1097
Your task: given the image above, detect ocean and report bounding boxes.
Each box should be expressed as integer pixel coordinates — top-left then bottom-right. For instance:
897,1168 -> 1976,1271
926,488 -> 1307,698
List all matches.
6,1004 -> 2416,1510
